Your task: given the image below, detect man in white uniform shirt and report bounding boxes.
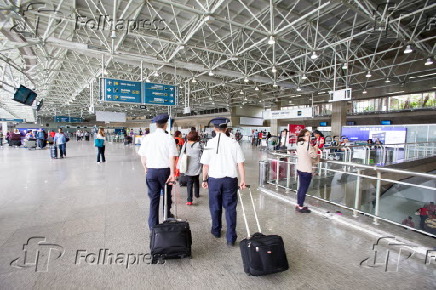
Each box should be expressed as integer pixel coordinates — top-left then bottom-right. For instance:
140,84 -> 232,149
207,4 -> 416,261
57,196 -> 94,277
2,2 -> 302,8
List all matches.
201,117 -> 246,247
138,113 -> 178,229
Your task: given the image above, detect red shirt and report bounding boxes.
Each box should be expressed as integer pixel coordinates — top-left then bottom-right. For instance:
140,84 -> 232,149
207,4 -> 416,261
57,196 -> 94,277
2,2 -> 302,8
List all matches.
419,207 -> 429,215
50,132 -> 56,138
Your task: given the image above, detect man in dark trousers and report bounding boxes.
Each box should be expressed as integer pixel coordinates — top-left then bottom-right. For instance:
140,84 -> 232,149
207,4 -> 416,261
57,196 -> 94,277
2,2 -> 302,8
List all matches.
201,117 -> 246,247
138,113 -> 178,229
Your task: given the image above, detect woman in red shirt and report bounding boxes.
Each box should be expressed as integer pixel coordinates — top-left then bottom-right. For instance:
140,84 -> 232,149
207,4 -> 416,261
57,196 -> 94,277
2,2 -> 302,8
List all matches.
313,130 -> 325,154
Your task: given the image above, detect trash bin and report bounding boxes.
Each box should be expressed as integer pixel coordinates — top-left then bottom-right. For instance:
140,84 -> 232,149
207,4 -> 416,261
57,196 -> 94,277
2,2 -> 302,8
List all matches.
259,161 -> 269,186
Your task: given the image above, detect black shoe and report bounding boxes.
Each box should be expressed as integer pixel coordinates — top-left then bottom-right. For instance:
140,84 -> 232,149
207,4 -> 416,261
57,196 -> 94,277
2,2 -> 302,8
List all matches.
211,231 -> 221,238
195,194 -> 200,198
227,242 -> 236,247
167,213 -> 175,219
296,206 -> 311,213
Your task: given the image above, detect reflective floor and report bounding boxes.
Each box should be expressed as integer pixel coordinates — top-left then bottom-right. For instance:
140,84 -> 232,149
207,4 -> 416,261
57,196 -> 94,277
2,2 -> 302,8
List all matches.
0,141 -> 435,289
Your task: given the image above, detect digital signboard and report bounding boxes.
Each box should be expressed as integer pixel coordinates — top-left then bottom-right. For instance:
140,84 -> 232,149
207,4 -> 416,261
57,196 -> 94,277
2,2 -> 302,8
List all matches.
100,78 -> 177,106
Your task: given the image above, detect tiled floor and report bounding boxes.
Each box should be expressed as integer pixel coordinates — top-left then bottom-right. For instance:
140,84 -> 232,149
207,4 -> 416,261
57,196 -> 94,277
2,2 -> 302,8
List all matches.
0,141 -> 434,289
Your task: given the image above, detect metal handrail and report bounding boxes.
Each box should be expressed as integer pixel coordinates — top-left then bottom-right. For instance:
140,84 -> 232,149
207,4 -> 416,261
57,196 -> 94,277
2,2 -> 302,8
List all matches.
261,156 -> 436,236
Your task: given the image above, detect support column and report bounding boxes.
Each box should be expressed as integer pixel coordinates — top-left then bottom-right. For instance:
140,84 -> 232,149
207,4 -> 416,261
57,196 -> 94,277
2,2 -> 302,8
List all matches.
331,101 -> 347,137
1,122 -> 7,134
270,104 -> 281,136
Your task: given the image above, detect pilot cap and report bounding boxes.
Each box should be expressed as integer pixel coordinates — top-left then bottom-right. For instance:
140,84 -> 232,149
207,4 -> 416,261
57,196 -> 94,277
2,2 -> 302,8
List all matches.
152,113 -> 169,124
210,117 -> 230,128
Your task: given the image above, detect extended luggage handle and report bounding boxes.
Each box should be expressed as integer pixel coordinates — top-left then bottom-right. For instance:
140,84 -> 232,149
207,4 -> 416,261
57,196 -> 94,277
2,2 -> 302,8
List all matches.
163,181 -> 176,221
238,185 -> 262,238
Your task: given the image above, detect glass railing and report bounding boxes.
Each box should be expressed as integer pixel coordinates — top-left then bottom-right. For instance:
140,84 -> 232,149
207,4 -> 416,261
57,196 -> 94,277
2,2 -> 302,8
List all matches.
260,151 -> 436,237
321,142 -> 436,166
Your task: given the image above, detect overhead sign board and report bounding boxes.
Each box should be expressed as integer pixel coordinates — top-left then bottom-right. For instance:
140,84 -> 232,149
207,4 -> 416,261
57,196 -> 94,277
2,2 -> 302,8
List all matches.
263,107 -> 313,119
329,88 -> 352,102
0,118 -> 25,122
54,116 -> 83,123
101,78 -> 142,104
144,83 -> 177,105
100,78 -> 177,106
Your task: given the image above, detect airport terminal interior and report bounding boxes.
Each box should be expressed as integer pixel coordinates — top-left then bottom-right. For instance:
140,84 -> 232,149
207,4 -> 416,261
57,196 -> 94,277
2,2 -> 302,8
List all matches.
0,0 -> 435,289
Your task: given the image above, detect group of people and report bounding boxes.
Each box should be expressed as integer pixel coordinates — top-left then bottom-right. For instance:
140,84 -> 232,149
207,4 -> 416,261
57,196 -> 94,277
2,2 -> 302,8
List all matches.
251,129 -> 272,146
138,114 -> 246,247
75,130 -> 91,141
0,128 -> 51,149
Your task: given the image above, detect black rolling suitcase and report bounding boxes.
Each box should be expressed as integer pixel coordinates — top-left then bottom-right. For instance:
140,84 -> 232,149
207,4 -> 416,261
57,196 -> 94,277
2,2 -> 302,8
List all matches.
150,182 -> 192,264
50,145 -> 58,159
239,185 -> 289,276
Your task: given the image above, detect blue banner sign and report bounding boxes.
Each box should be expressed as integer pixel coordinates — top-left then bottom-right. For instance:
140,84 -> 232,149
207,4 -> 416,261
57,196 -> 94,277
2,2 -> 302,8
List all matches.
0,118 -> 24,122
143,83 -> 177,105
101,78 -> 142,104
100,78 -> 177,106
54,116 -> 83,123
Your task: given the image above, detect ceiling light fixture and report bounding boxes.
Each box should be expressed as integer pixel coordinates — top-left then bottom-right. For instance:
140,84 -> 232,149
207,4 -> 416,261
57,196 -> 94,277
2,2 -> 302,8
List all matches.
208,71 -> 214,76
296,87 -> 302,91
365,71 -> 372,78
404,45 -> 412,54
271,66 -> 277,73
255,86 -> 259,91
239,90 -> 244,95
301,74 -> 307,80
192,78 -> 197,83
362,89 -> 367,94
342,63 -> 348,70
244,77 -> 249,83
268,36 -> 275,45
273,82 -> 278,88
153,71 -> 159,77
145,77 -> 151,82
385,78 -> 391,83
179,45 -> 185,50
310,51 -> 318,60
425,58 -> 434,65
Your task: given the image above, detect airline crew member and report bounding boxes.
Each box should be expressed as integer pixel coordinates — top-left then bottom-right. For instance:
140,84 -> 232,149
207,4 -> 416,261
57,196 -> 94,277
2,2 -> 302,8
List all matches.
138,113 -> 178,229
201,117 -> 246,247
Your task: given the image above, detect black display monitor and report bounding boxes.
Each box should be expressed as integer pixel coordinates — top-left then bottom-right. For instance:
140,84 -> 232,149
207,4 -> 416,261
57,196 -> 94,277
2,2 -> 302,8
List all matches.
13,85 -> 31,104
13,85 -> 37,106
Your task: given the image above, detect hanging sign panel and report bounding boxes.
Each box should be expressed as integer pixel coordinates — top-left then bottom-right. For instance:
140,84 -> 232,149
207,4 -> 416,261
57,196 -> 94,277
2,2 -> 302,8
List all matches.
54,116 -> 83,123
100,78 -> 177,106
143,83 -> 177,105
263,107 -> 313,119
101,78 -> 142,104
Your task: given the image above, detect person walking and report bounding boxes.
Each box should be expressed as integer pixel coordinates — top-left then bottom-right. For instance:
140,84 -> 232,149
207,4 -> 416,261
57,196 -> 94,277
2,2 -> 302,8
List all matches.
138,113 -> 178,229
54,128 -> 67,158
416,206 -> 429,230
295,129 -> 318,213
36,128 -> 45,149
0,130 -> 3,147
95,128 -> 106,163
201,117 -> 246,247
179,131 -> 203,205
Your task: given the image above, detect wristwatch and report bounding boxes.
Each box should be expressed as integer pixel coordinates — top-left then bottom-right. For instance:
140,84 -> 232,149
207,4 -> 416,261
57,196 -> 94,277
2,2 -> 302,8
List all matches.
202,179 -> 208,182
